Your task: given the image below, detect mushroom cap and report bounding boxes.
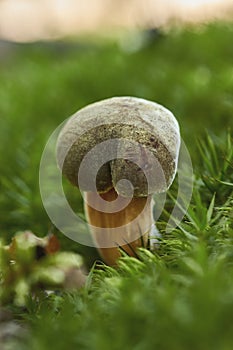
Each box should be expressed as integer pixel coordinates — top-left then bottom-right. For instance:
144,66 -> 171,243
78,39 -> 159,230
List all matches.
56,96 -> 180,197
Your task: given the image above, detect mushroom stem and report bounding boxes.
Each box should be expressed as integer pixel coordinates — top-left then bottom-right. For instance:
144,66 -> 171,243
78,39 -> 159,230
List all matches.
84,188 -> 153,266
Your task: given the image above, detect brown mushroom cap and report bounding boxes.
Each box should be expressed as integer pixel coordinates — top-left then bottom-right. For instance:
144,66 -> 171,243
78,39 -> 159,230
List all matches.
56,97 -> 180,197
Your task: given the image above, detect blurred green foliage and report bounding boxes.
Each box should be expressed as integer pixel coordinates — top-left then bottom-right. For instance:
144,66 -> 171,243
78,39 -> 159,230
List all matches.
0,231 -> 85,306
0,22 -> 233,350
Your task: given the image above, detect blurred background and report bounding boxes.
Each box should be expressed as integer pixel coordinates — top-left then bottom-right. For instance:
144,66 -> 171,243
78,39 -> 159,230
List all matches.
0,0 -> 232,265
0,0 -> 233,42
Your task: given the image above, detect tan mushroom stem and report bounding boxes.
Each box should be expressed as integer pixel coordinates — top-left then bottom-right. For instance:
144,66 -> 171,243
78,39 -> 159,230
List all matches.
84,188 -> 153,266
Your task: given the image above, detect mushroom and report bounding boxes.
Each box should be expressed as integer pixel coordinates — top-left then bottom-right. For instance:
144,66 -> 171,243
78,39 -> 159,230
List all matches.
56,97 -> 180,266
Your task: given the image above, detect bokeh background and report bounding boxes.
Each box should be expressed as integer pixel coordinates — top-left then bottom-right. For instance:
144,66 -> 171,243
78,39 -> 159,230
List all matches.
0,0 -> 233,41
